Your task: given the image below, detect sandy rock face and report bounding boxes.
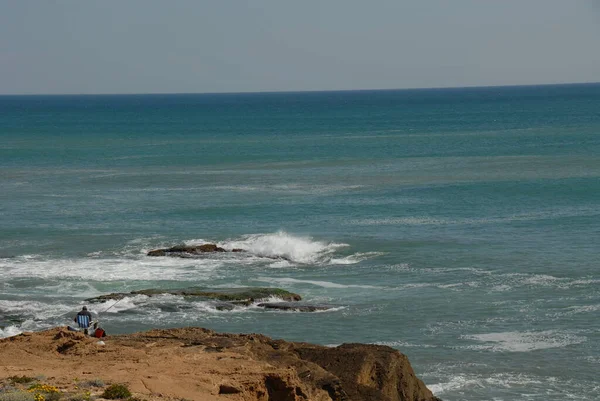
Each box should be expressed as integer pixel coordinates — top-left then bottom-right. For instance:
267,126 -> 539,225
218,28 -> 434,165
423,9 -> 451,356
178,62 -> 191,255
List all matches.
0,327 -> 441,401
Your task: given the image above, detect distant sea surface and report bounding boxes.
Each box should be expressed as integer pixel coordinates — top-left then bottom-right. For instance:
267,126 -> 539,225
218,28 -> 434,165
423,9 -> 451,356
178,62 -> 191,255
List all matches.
1,84 -> 599,400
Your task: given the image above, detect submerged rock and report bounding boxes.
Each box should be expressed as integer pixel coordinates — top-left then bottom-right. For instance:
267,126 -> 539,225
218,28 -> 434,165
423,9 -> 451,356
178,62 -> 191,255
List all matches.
147,243 -> 228,257
146,243 -> 296,262
257,302 -> 334,312
85,287 -> 302,305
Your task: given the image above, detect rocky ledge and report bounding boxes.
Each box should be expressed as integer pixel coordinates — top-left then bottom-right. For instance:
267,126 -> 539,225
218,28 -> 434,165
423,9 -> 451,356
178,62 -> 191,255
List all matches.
86,287 -> 302,305
84,287 -> 342,312
147,243 -> 244,257
0,327 -> 442,401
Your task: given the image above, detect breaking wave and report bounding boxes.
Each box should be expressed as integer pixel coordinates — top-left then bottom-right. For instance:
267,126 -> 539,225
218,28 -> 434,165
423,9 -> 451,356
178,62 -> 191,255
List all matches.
198,231 -> 350,265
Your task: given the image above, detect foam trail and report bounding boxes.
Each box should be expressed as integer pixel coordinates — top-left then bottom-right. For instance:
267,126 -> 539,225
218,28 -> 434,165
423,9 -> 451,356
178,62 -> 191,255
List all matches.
95,295 -> 156,314
0,255 -> 221,281
460,330 -> 586,352
329,252 -> 385,265
0,300 -> 74,321
253,276 -> 382,289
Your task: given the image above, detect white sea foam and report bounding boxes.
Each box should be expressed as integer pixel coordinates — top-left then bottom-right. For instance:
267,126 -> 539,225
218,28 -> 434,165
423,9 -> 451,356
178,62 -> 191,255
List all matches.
206,183 -> 365,195
253,276 -> 381,289
95,295 -> 151,313
374,340 -> 438,348
350,205 -> 600,227
0,254 -> 222,282
0,233 -> 371,285
558,304 -> 600,316
490,284 -> 512,292
0,299 -> 75,321
428,372 -> 555,395
521,274 -> 561,286
216,231 -> 349,264
0,325 -> 23,338
329,252 -> 384,265
268,260 -> 293,268
460,330 -> 586,352
0,299 -> 90,338
427,375 -> 483,394
0,318 -> 62,339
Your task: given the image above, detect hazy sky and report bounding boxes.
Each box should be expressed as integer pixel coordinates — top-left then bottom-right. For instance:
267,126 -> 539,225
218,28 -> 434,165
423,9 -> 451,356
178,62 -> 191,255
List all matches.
1,0 -> 599,94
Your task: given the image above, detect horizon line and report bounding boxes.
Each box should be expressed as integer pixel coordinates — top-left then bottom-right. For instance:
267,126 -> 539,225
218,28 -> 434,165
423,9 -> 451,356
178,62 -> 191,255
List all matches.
1,80 -> 599,97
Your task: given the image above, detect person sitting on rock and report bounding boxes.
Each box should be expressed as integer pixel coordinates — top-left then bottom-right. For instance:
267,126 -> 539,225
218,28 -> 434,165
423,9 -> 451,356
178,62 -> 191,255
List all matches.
74,306 -> 93,333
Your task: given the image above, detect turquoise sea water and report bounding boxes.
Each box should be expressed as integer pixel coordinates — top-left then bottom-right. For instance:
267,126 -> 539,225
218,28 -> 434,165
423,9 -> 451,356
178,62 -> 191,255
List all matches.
1,84 -> 599,400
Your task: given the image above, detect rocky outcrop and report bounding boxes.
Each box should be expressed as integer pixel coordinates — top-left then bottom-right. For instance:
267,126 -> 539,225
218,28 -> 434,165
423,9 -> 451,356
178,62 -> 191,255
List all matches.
1,327 -> 441,401
85,287 -> 302,305
147,243 -> 229,257
292,343 -> 441,401
257,302 -> 334,312
125,328 -> 442,401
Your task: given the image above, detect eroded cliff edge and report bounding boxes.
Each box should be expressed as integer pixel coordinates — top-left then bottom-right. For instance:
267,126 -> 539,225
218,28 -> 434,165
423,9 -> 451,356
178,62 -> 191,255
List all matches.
0,327 -> 441,401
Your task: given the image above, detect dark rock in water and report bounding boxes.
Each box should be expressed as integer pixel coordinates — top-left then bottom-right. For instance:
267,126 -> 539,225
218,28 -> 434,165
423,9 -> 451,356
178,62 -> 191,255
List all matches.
147,243 -> 228,257
146,249 -> 166,256
85,287 -> 302,305
257,302 -> 334,312
212,301 -> 237,311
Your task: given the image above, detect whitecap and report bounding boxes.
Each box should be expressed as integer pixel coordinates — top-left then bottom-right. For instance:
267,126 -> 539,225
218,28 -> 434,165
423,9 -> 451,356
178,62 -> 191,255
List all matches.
0,299 -> 74,321
94,295 -> 150,314
329,252 -> 384,265
218,231 -> 348,265
0,325 -> 22,338
374,340 -> 438,348
0,254 -> 222,282
460,330 -> 586,352
252,276 -> 381,289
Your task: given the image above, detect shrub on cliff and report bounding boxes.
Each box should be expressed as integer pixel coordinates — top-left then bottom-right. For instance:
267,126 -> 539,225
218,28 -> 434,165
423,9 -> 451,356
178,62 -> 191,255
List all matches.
8,377 -> 35,385
101,385 -> 131,400
0,390 -> 35,401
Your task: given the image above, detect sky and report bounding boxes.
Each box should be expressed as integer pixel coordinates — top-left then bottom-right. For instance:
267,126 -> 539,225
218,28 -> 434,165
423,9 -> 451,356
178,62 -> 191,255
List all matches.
1,0 -> 599,94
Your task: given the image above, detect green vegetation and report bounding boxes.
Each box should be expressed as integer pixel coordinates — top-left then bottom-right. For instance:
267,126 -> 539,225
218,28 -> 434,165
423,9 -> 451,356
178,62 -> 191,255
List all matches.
78,380 -> 104,389
27,384 -> 61,401
65,392 -> 91,401
8,378 -> 35,385
0,390 -> 35,401
101,385 -> 131,400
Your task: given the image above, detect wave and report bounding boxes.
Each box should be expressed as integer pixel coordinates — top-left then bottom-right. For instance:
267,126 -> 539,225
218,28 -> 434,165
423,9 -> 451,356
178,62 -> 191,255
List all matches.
0,325 -> 22,338
253,276 -> 382,289
1,233 -> 376,284
329,252 -> 385,265
459,330 -> 586,352
428,372 -> 556,396
0,255 -> 224,282
350,206 -> 600,227
211,231 -> 350,265
0,299 -> 77,338
0,299 -> 74,321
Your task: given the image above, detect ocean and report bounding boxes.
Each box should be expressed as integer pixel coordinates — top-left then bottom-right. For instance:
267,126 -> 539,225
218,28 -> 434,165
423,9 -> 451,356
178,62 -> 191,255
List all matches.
1,84 -> 599,400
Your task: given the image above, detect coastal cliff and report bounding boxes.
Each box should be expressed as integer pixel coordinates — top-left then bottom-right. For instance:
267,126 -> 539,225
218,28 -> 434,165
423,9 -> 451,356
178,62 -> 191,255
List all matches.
0,327 -> 441,401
